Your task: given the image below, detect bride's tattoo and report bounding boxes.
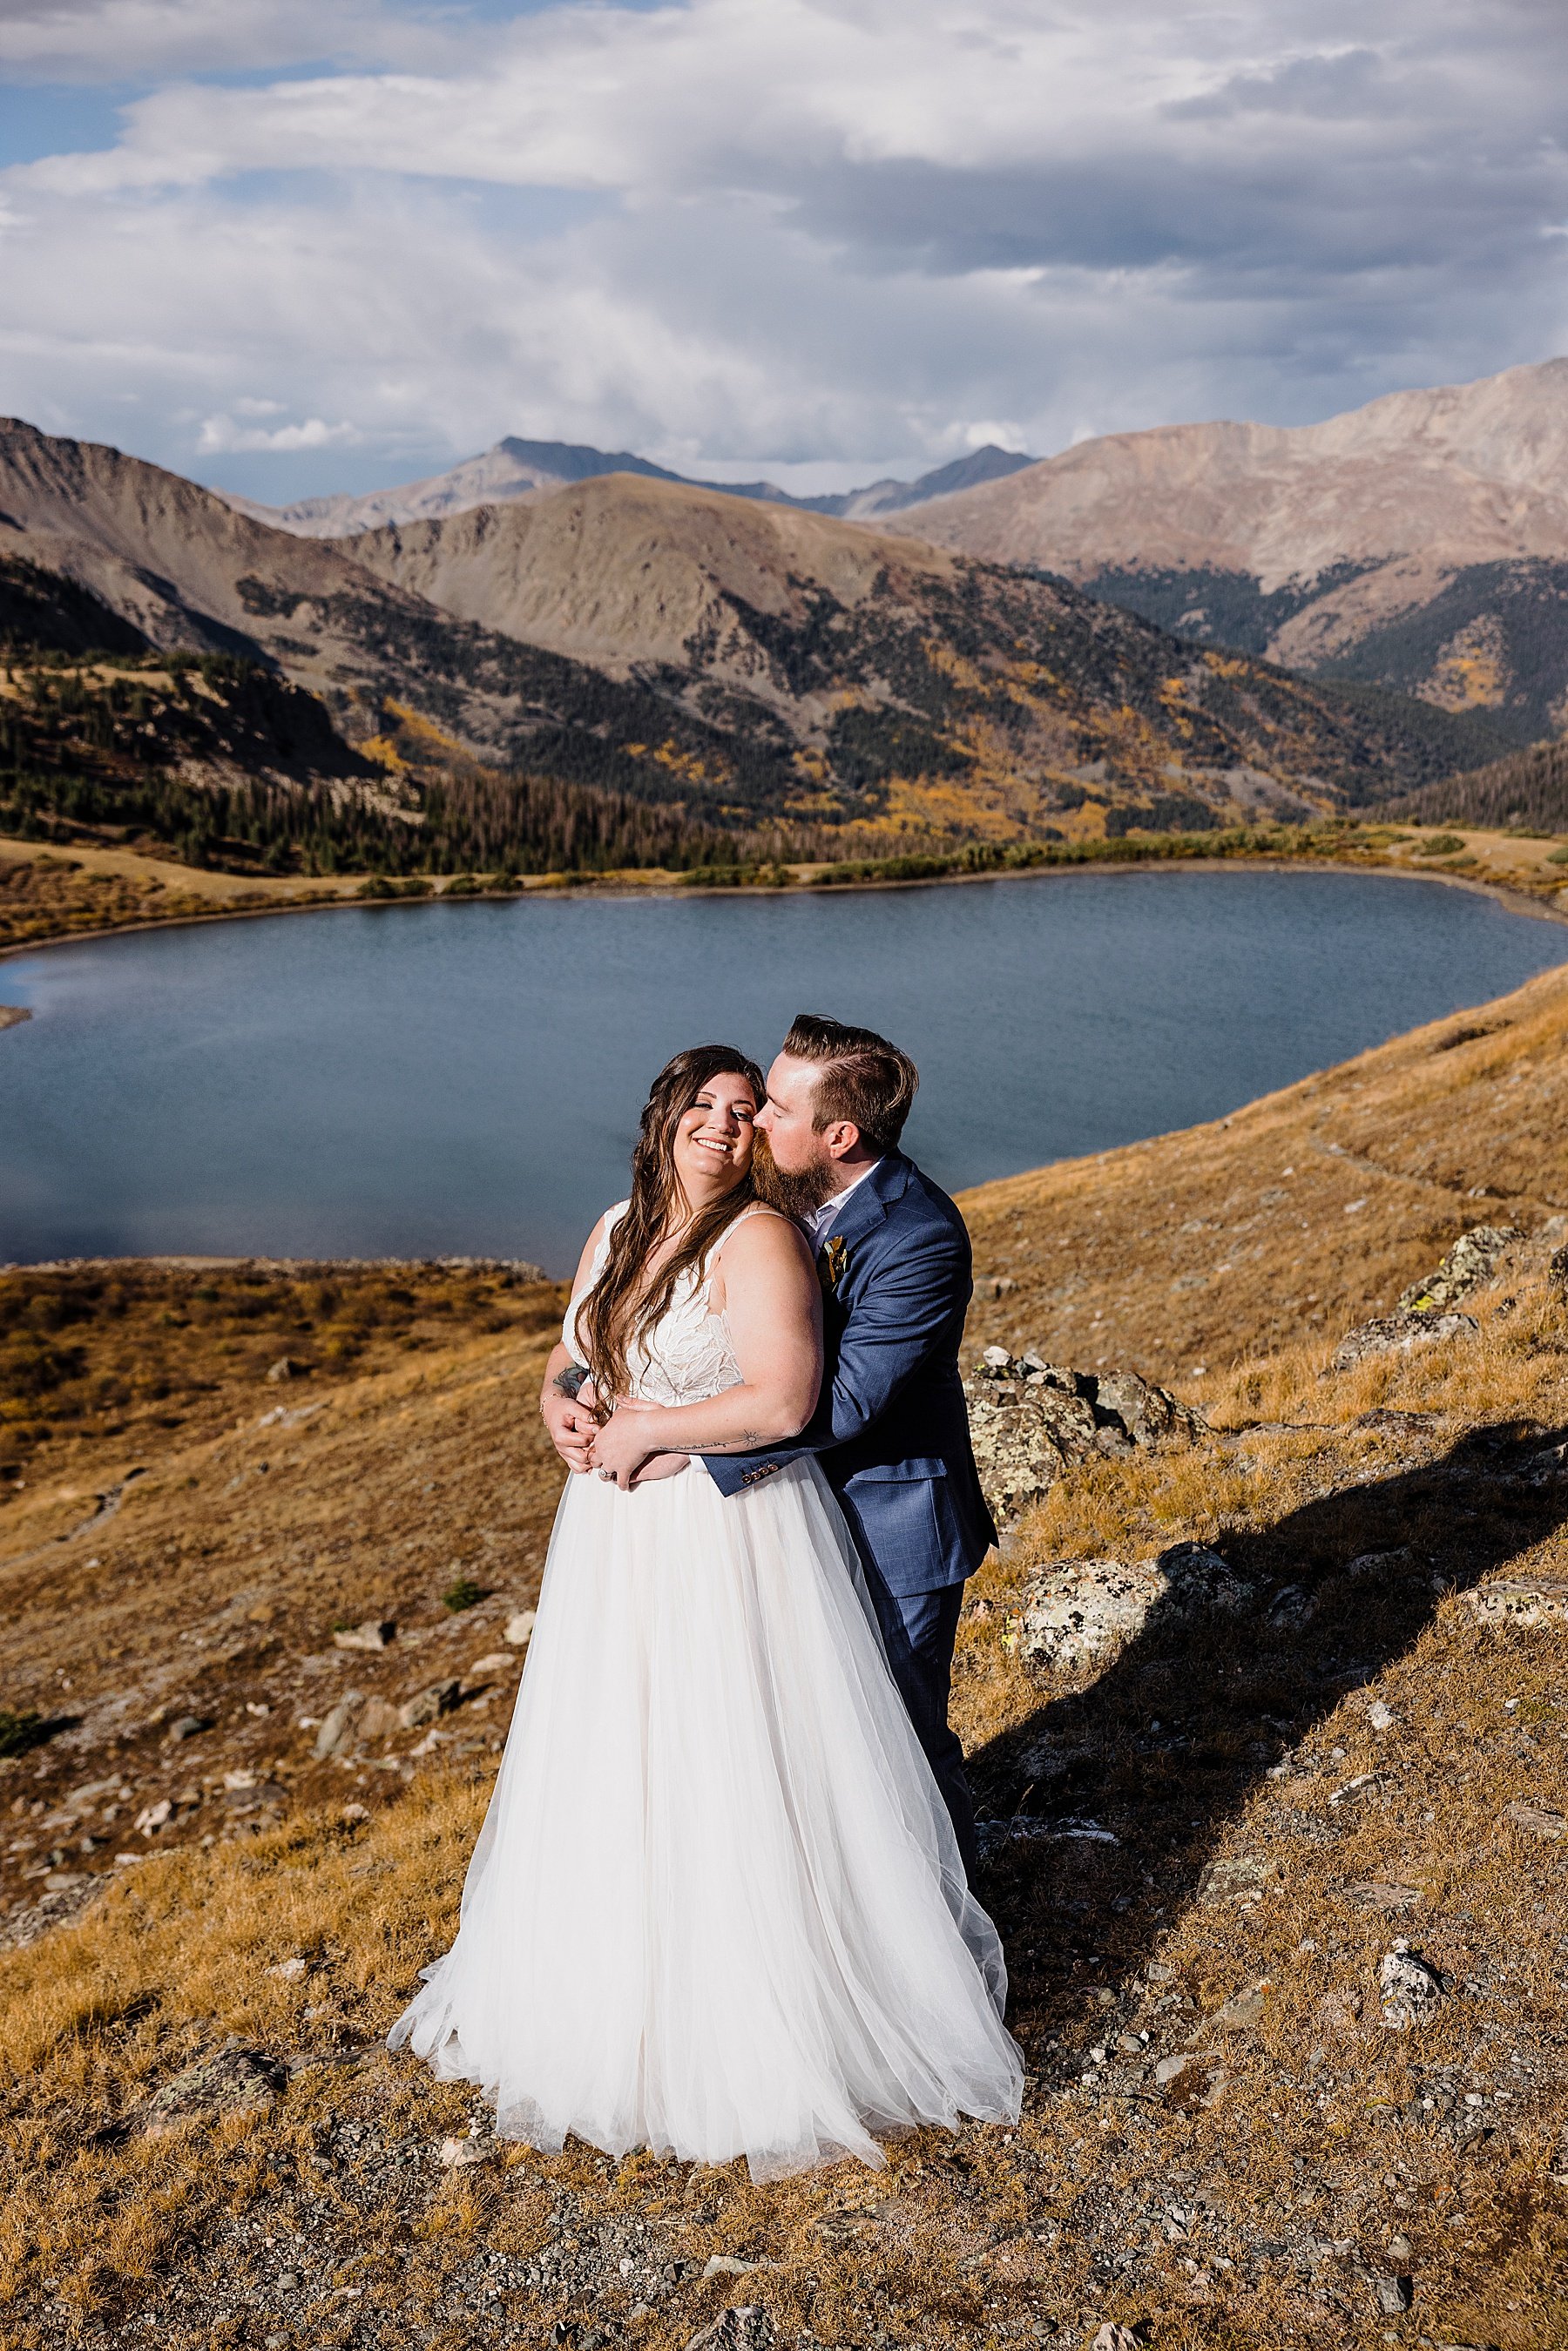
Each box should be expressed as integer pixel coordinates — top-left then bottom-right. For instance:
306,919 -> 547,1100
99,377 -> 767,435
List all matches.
553,1363 -> 589,1399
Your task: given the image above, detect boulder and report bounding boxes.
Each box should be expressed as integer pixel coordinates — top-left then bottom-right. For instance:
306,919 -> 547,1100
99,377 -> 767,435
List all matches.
1397,1224 -> 1524,1314
1504,1796 -> 1568,1841
144,2045 -> 287,2135
312,1694 -> 363,1760
398,1678 -> 461,1732
333,1619 -> 395,1652
1378,1941 -> 1444,2030
504,1610 -> 537,1646
356,1697 -> 404,1743
1017,1542 -> 1246,1672
1154,2052 -> 1200,2088
1212,1983 -> 1267,2031
1332,1310 -> 1477,1370
1458,1574 -> 1568,1630
964,1351 -> 1206,1527
1199,1854 -> 1279,1904
266,1355 -> 310,1383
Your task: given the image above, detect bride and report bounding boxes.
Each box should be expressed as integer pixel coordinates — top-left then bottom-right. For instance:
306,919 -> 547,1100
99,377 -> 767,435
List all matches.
389,1044 -> 1023,2179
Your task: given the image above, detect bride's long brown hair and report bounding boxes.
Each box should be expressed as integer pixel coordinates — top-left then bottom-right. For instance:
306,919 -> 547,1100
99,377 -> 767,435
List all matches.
577,1044 -> 766,1408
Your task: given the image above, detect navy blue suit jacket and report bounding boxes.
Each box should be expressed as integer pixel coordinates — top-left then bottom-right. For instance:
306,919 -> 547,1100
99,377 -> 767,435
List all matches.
703,1152 -> 997,1598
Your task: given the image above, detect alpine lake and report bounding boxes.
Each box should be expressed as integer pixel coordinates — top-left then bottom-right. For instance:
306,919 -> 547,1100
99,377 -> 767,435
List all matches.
2,865 -> 1564,1273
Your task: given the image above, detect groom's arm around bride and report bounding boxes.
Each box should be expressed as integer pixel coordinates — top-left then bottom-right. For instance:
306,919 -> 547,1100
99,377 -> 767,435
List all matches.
705,1014 -> 997,1878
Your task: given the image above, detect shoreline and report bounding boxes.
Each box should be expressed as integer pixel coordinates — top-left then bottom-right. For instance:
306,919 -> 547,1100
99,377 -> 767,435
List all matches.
3,837 -> 1566,975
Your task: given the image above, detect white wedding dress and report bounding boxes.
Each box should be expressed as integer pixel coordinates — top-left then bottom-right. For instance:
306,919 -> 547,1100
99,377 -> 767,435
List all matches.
389,1202 -> 1024,2179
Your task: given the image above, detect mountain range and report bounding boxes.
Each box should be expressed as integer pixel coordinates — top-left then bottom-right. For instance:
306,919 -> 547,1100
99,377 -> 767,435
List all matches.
213,356 -> 1568,758
886,358 -> 1568,745
220,439 -> 1037,541
0,397 -> 1538,878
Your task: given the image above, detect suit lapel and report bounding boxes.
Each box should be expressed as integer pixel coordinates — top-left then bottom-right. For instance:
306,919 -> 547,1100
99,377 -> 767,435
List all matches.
816,1153 -> 910,1294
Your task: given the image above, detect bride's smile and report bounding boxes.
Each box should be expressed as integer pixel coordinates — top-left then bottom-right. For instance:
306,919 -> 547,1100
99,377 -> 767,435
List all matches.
671,1073 -> 756,1203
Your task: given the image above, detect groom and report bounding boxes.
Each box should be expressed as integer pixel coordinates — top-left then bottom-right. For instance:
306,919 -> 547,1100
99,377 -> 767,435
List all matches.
706,1012 -> 997,1878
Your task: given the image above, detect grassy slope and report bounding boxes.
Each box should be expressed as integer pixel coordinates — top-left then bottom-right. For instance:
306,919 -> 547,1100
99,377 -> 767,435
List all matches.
1,969 -> 1567,2348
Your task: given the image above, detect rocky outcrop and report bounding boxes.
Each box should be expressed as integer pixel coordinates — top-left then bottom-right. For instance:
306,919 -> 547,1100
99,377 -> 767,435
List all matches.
1458,1573 -> 1568,1630
144,2044 -> 287,2135
1333,1222 -> 1524,1368
964,1348 -> 1206,1529
1396,1224 -> 1524,1315
1016,1543 -> 1247,1673
1331,1309 -> 1477,1370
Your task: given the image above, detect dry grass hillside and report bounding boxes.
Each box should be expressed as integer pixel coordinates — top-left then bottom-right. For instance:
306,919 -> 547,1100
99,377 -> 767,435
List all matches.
961,954 -> 1568,1385
2,961 -> 1567,2351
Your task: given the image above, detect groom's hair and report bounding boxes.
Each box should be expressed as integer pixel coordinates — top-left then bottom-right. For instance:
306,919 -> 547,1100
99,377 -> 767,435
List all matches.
781,1013 -> 918,1153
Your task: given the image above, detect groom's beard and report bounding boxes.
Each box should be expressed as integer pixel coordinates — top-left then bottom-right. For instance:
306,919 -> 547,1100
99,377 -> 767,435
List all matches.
750,1132 -> 838,1223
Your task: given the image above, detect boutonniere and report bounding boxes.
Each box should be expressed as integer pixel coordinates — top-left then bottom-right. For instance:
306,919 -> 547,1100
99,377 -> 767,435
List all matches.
821,1235 -> 848,1293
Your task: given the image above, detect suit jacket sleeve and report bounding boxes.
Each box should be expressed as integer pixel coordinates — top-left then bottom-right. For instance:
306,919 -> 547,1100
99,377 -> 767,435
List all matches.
702,1217 -> 966,1496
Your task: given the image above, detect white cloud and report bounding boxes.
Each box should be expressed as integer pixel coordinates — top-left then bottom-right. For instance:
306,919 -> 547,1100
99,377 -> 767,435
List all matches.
198,409 -> 362,451
2,0 -> 1565,490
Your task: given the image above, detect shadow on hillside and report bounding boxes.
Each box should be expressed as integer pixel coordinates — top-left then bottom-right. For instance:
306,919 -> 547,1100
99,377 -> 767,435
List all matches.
969,1416 -> 1568,2051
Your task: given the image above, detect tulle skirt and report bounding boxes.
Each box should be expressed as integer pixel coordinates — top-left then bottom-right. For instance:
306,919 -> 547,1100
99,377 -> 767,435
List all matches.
388,1456 -> 1023,2179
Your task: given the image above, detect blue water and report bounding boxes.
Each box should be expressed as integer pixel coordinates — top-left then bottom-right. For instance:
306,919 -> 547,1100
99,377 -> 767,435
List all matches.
1,868 -> 1562,1272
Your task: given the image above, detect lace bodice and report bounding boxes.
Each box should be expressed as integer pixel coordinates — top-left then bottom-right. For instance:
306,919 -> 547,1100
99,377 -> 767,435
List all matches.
564,1201 -> 781,1407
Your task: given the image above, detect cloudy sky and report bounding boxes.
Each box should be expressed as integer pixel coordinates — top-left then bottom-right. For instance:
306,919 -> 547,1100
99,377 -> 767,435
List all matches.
2,0 -> 1566,502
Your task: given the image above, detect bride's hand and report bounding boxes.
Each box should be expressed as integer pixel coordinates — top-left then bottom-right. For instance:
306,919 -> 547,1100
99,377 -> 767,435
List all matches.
589,1400 -> 666,1490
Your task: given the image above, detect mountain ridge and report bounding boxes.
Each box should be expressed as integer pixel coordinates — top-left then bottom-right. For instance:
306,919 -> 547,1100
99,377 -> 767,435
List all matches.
0,417 -> 1518,866
216,438 -> 1037,541
882,357 -> 1568,742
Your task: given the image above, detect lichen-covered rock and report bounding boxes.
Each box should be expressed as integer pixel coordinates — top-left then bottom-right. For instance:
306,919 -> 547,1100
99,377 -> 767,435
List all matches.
1332,1222 -> 1529,1370
1458,1573 -> 1568,1629
1378,1941 -> 1444,2030
312,1692 -> 363,1760
1017,1541 -> 1246,1672
398,1678 -> 461,1731
1331,1309 -> 1477,1370
144,2045 -> 287,2135
1396,1223 -> 1524,1314
964,1350 -> 1206,1527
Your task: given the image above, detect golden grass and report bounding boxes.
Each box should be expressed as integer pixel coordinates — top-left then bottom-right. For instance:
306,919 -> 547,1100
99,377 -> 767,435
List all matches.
2,966 -> 1567,2348
961,951 -> 1568,1390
